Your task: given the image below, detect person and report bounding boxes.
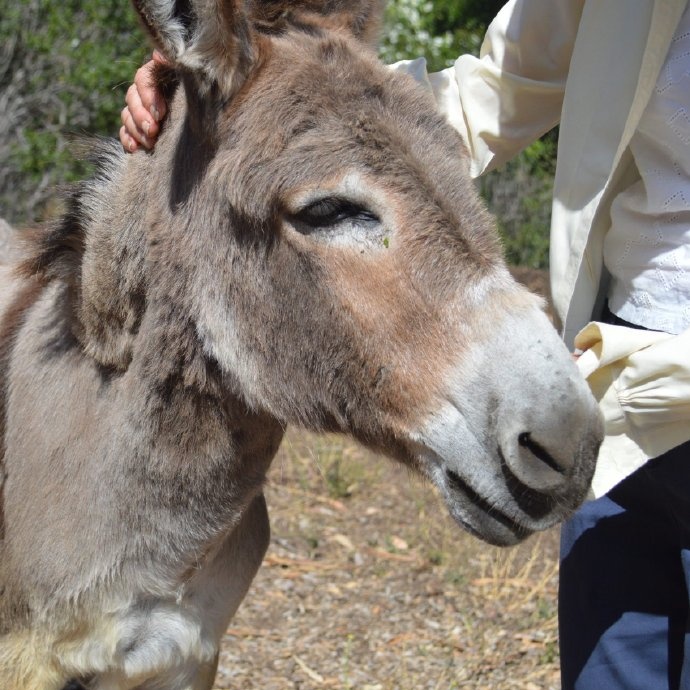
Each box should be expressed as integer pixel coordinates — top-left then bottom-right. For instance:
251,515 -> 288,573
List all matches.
120,2 -> 690,687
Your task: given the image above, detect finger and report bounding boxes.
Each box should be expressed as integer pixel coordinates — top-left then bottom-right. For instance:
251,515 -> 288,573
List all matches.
119,126 -> 139,153
152,49 -> 170,66
125,82 -> 160,140
121,106 -> 152,150
124,82 -> 159,140
135,61 -> 168,124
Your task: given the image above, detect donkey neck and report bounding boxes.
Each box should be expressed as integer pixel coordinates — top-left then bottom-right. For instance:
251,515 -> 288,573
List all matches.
62,139 -> 284,551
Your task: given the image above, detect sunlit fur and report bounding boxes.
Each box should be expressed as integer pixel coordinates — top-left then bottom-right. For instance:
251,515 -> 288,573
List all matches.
0,1 -> 602,688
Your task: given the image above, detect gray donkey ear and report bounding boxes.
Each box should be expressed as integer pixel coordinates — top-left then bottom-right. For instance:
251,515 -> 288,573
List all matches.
132,0 -> 255,97
254,1 -> 387,48
325,0 -> 387,47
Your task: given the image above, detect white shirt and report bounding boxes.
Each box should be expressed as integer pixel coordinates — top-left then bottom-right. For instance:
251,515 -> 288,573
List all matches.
605,4 -> 690,335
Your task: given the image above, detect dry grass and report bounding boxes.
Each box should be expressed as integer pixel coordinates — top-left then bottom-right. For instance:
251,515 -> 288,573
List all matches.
213,430 -> 562,690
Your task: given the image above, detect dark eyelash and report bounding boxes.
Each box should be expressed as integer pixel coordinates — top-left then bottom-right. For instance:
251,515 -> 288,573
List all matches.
293,198 -> 379,227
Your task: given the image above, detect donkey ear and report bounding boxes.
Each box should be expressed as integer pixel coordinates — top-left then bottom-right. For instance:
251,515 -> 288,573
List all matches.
132,0 -> 255,97
326,0 -> 387,47
255,0 -> 387,47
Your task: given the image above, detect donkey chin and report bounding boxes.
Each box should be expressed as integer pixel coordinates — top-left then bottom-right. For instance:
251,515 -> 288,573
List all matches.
409,308 -> 602,547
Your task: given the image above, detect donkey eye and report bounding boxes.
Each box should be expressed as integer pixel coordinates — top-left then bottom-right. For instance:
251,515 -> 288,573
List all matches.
293,197 -> 379,228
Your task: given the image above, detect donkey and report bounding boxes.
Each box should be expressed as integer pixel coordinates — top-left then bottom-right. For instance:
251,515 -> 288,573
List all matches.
0,1 -> 603,688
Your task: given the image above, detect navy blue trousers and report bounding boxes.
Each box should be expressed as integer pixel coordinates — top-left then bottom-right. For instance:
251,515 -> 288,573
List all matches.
559,439 -> 690,689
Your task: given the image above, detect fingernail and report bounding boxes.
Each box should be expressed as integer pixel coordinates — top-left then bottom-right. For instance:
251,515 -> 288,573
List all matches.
128,139 -> 136,153
143,120 -> 151,135
150,105 -> 161,122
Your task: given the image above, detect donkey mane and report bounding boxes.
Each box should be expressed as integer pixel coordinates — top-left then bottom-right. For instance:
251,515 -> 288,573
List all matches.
18,142 -> 123,285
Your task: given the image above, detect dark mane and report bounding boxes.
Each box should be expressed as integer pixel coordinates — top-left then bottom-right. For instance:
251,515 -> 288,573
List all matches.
17,138 -> 122,285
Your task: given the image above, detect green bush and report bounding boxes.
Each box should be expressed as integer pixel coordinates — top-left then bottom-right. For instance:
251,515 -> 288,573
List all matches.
0,0 -> 147,223
482,130 -> 558,270
1,0 -> 555,269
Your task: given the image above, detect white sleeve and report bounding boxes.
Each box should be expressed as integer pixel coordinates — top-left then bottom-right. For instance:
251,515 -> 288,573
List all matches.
575,323 -> 690,487
392,0 -> 584,177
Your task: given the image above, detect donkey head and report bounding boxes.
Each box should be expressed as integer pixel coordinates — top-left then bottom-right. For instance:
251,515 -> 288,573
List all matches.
121,0 -> 601,546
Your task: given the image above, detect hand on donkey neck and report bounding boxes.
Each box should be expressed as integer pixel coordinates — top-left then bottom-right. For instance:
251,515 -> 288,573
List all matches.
120,50 -> 168,153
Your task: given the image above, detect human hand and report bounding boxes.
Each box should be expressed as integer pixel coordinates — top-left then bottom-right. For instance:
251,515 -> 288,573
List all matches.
119,50 -> 169,153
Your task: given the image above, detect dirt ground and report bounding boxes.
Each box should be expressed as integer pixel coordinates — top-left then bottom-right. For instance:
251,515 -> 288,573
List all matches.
213,269 -> 564,690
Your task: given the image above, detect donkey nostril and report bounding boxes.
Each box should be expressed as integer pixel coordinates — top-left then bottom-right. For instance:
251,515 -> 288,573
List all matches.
518,432 -> 566,475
